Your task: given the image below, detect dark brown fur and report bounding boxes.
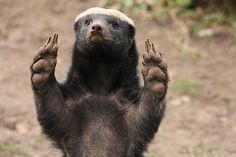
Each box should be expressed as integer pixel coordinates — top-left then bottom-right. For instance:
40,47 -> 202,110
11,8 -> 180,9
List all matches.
30,13 -> 168,157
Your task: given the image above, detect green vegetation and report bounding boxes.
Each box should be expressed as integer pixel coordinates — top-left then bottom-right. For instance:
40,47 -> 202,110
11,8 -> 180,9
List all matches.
171,78 -> 199,97
180,144 -> 225,157
103,0 -> 236,54
145,153 -> 156,157
103,0 -> 236,26
0,142 -> 30,157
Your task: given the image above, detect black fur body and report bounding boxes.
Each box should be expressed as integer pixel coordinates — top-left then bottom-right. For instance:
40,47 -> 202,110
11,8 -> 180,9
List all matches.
31,8 -> 168,157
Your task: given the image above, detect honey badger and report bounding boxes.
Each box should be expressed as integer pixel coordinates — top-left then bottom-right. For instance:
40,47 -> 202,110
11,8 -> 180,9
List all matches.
30,7 -> 168,157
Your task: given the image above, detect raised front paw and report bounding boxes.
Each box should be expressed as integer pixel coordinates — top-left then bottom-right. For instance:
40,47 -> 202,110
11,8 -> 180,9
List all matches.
142,39 -> 168,97
30,33 -> 58,89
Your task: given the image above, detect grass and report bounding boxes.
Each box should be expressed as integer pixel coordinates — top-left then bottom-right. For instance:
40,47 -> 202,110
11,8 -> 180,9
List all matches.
171,78 -> 199,97
180,144 -> 226,157
0,142 -> 31,157
145,153 -> 156,157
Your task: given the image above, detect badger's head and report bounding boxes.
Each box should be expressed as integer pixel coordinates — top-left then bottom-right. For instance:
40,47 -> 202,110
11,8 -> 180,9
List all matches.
74,7 -> 136,57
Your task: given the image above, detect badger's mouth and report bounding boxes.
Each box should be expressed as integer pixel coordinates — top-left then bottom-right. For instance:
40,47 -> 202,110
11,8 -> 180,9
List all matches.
88,32 -> 105,43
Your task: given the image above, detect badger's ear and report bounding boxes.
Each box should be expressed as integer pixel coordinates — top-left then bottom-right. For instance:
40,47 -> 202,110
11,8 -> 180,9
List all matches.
128,25 -> 136,40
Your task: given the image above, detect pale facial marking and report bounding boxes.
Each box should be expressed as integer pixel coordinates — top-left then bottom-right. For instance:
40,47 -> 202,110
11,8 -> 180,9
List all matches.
75,7 -> 135,27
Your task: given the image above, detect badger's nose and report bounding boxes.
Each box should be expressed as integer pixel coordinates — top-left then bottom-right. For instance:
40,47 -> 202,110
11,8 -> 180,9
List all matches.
91,24 -> 103,32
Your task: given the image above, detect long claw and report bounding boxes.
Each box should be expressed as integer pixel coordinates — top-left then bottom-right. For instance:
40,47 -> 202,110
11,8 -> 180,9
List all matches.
151,43 -> 156,53
148,39 -> 152,48
46,37 -> 51,45
147,39 -> 150,45
52,33 -> 58,45
142,62 -> 145,66
55,34 -> 58,44
145,40 -> 149,53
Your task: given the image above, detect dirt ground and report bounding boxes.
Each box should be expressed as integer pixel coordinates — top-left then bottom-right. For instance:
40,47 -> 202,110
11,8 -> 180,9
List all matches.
0,0 -> 236,157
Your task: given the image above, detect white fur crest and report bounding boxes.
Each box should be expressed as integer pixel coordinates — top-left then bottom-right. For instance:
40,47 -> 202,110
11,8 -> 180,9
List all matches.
75,7 -> 135,26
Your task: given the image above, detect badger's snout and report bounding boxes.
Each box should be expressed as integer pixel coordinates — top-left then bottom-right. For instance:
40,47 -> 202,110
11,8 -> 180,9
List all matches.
91,23 -> 103,32
90,21 -> 104,36
87,21 -> 111,43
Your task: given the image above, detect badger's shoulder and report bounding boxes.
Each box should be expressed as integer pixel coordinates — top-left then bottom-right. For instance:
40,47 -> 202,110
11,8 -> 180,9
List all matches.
75,7 -> 135,27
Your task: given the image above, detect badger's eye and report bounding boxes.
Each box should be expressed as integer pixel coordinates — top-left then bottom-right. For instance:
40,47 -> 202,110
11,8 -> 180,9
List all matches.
85,19 -> 91,26
112,22 -> 119,29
